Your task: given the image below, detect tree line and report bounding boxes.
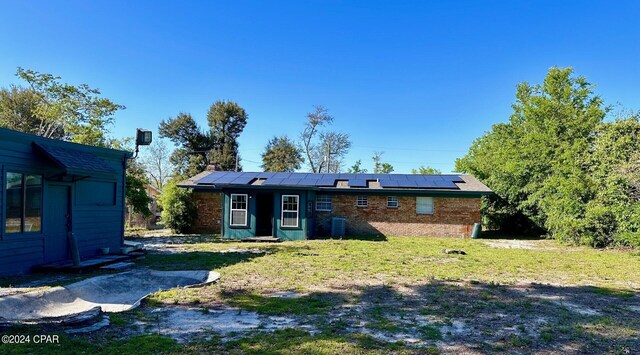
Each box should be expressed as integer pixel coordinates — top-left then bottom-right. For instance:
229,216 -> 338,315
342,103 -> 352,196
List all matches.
456,67 -> 640,248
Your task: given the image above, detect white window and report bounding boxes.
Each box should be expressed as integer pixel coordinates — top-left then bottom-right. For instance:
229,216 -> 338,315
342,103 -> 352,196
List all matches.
281,195 -> 299,228
230,194 -> 248,226
416,197 -> 434,214
356,195 -> 368,207
316,195 -> 332,211
387,196 -> 398,208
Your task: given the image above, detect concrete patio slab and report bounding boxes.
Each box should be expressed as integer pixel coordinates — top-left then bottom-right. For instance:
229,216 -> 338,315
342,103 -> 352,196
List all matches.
0,269 -> 220,323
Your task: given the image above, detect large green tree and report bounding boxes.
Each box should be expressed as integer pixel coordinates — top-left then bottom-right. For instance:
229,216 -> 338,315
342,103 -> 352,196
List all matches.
456,67 -> 640,247
160,101 -> 248,178
207,100 -> 248,171
0,68 -> 124,146
261,136 -> 304,172
159,113 -> 213,178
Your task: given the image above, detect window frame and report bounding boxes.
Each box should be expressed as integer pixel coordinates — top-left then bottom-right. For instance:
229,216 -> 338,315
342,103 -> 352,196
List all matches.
356,195 -> 368,208
229,193 -> 249,227
315,195 -> 332,212
3,171 -> 44,236
281,194 -> 300,228
387,196 -> 399,208
416,196 -> 434,215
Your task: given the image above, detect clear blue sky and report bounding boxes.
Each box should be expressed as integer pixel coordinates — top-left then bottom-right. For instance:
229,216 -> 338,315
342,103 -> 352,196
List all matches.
1,1 -> 638,173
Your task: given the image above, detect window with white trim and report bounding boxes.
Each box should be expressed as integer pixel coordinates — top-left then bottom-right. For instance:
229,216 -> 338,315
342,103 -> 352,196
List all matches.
356,195 -> 368,207
387,196 -> 398,208
316,195 -> 332,211
281,195 -> 299,228
230,194 -> 248,226
416,197 -> 434,214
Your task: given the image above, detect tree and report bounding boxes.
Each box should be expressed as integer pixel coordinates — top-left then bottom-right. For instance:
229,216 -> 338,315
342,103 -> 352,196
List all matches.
160,101 -> 249,178
0,68 -> 125,146
301,105 -> 333,173
207,100 -> 248,171
0,86 -> 41,135
372,151 -> 394,174
261,135 -> 304,172
141,139 -> 174,189
125,160 -> 152,219
316,132 -> 351,173
347,160 -> 368,174
160,179 -> 196,233
453,67 -> 640,247
412,166 -> 442,174
109,138 -> 153,220
159,113 -> 214,178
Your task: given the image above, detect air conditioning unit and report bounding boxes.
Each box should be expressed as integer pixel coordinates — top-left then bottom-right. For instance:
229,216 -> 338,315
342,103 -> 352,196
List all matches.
331,217 -> 346,237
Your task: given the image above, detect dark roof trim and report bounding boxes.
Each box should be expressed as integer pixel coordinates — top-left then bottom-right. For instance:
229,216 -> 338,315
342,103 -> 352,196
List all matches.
178,183 -> 492,197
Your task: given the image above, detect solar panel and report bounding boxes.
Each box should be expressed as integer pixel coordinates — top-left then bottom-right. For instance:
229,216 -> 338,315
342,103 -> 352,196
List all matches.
194,171 -> 462,189
262,178 -> 286,185
281,177 -> 302,185
316,178 -> 336,187
257,172 -> 277,178
229,175 -> 256,184
348,179 -> 367,187
298,179 -> 320,186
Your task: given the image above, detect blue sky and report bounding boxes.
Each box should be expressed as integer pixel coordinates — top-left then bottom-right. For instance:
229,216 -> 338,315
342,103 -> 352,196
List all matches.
1,1 -> 638,173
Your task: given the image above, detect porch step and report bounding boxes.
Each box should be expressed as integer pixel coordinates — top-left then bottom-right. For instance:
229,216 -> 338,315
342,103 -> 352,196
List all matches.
99,262 -> 135,270
240,237 -> 282,243
34,252 -> 146,273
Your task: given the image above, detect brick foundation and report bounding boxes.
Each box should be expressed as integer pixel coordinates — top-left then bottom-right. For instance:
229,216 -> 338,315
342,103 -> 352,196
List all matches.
190,191 -> 223,234
315,195 -> 480,238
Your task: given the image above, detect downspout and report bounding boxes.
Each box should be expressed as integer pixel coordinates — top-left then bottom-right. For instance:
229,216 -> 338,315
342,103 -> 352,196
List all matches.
121,155 -> 127,247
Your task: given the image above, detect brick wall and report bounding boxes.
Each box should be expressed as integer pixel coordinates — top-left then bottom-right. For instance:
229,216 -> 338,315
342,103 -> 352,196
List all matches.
190,191 -> 223,234
315,195 -> 481,238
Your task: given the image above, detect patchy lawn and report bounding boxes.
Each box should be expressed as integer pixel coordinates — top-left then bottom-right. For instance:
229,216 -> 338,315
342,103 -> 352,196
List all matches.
1,233 -> 639,354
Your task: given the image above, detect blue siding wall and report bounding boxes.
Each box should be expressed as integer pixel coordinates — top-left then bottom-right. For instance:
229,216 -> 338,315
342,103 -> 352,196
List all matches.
0,129 -> 128,276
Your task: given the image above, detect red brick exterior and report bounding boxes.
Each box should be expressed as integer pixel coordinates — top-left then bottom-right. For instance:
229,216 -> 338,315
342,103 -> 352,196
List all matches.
314,195 -> 481,238
190,191 -> 223,234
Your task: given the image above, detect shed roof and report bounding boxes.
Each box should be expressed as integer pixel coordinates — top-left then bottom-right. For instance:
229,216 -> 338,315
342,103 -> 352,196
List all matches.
33,142 -> 115,174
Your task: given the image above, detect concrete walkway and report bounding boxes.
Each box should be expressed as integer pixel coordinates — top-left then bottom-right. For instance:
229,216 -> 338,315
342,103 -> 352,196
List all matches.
0,269 -> 219,323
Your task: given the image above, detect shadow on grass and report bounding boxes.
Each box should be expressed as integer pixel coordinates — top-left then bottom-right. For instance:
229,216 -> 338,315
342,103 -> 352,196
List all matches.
312,234 -> 388,242
139,251 -> 264,271
221,289 -> 344,316
3,280 -> 639,354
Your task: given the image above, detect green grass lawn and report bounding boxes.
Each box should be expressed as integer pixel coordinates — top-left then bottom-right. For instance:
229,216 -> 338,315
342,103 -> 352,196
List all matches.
2,234 -> 639,354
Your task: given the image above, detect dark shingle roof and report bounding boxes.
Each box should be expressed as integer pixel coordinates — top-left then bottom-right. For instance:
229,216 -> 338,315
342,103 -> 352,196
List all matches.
33,142 -> 115,174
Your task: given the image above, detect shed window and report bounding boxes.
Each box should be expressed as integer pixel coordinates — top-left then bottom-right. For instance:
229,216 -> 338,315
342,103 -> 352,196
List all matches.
316,195 -> 332,211
281,195 -> 299,228
5,173 -> 42,234
356,196 -> 368,207
387,196 -> 398,208
416,197 -> 434,214
230,194 -> 248,226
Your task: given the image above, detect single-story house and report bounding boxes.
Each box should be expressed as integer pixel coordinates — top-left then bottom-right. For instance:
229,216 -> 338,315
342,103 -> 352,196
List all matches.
0,128 -> 131,276
179,168 -> 492,240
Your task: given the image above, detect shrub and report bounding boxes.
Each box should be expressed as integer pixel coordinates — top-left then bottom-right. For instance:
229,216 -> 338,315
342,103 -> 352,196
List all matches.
160,180 -> 196,233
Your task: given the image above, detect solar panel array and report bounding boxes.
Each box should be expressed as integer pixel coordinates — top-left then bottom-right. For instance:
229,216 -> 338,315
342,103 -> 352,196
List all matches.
195,172 -> 464,189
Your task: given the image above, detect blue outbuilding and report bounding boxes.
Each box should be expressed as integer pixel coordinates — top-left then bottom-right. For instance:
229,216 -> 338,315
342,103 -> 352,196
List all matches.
0,128 -> 131,276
